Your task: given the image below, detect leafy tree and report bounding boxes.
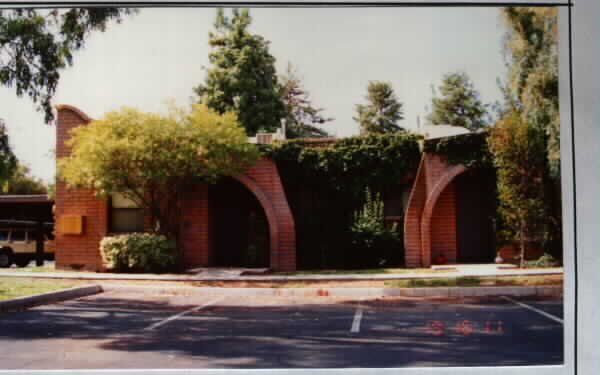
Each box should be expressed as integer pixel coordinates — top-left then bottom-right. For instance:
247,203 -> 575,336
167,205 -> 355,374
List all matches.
279,63 -> 333,138
501,7 -> 559,177
0,8 -> 137,123
499,8 -> 562,259
1,162 -> 47,195
427,72 -> 489,131
0,119 -> 17,185
58,104 -> 260,239
353,81 -> 405,134
193,8 -> 286,136
488,111 -> 547,268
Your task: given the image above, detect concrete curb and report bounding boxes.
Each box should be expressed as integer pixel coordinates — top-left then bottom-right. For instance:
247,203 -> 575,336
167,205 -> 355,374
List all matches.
101,284 -> 562,298
0,285 -> 103,312
0,284 -> 561,312
0,269 -> 564,282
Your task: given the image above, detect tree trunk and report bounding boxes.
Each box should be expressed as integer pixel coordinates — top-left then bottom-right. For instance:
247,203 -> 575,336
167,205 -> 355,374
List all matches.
519,220 -> 526,269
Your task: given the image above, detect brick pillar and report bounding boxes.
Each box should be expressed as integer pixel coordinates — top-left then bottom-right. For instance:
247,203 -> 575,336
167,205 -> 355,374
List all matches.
55,105 -> 109,271
180,183 -> 211,267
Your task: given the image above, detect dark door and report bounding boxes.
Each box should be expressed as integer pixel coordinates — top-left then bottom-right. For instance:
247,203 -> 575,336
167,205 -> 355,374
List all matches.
454,171 -> 496,263
210,177 -> 270,268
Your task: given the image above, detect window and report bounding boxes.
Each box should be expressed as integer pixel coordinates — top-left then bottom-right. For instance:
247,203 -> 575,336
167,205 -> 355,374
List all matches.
10,231 -> 26,242
110,193 -> 144,233
0,231 -> 8,241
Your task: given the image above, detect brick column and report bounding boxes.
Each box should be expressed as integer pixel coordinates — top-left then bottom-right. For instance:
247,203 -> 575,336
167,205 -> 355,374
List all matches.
55,105 -> 109,271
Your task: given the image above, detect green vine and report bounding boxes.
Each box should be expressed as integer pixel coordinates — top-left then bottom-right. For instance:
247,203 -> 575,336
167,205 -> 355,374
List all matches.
261,133 -> 422,196
423,131 -> 494,169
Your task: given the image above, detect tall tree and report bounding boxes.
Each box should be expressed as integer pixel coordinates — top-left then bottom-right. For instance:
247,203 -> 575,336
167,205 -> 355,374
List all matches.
501,7 -> 559,178
427,72 -> 489,131
1,162 -> 47,195
353,81 -> 405,134
0,119 -> 17,185
0,8 -> 137,123
488,111 -> 547,267
279,63 -> 333,138
499,7 -> 561,259
194,8 -> 286,136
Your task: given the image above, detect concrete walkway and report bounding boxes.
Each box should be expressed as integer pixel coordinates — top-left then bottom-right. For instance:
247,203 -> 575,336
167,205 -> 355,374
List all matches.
0,264 -> 563,282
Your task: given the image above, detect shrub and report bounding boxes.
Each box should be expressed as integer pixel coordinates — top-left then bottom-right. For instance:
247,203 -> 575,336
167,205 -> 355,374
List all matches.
348,188 -> 403,268
100,233 -> 178,273
525,253 -> 560,268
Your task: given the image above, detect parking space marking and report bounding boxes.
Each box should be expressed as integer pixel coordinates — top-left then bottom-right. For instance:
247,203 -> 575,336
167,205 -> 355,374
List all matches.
500,296 -> 563,324
350,308 -> 364,333
350,299 -> 366,333
143,296 -> 226,331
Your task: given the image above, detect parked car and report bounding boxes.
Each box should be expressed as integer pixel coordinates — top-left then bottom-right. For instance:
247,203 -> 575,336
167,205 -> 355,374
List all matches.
0,227 -> 55,268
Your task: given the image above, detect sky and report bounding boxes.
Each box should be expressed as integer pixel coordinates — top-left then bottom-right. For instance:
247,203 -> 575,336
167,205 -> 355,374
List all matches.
0,6 -> 510,183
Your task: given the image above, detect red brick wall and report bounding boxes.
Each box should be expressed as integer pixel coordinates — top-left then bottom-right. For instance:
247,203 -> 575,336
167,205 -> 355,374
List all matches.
404,158 -> 427,268
430,182 -> 457,264
404,152 -> 466,268
180,183 -> 211,267
55,106 -> 109,271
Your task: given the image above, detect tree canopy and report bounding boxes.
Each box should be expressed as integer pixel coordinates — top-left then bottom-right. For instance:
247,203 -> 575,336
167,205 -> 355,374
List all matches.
353,81 -> 405,134
279,63 -> 333,138
501,7 -> 559,178
488,110 -> 547,267
0,119 -> 17,185
1,162 -> 47,195
427,71 -> 489,131
193,8 -> 286,136
0,8 -> 137,123
58,104 -> 260,238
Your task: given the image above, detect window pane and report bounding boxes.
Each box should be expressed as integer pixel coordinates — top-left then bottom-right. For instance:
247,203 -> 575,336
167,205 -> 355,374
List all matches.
0,231 -> 7,241
11,231 -> 25,241
112,193 -> 140,209
111,209 -> 144,233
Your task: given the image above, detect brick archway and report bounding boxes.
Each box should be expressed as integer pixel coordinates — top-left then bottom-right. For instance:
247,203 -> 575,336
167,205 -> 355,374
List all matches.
232,174 -> 281,270
419,164 -> 467,267
404,153 -> 469,268
236,158 -> 296,271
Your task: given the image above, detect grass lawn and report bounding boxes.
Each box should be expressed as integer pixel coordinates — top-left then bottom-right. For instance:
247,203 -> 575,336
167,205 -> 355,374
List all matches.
384,275 -> 563,288
274,268 -> 457,276
0,277 -> 82,301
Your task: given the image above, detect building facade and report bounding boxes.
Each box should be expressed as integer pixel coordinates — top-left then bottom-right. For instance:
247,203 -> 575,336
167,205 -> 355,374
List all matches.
54,105 -> 495,272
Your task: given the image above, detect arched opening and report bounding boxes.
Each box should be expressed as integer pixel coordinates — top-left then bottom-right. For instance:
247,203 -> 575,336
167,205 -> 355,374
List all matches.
209,177 -> 270,268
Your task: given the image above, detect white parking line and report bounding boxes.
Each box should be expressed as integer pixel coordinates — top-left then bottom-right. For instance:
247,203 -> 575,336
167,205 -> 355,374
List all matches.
143,296 -> 226,331
500,296 -> 563,325
350,298 -> 365,332
351,308 -> 364,333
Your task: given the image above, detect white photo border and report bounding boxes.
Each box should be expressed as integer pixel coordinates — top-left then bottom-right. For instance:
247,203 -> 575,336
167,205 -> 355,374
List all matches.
0,1 -> 597,375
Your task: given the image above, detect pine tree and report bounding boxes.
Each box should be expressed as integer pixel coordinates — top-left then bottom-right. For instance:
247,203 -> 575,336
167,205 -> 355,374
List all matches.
193,8 -> 286,136
280,63 -> 333,138
427,72 -> 489,131
353,81 -> 405,134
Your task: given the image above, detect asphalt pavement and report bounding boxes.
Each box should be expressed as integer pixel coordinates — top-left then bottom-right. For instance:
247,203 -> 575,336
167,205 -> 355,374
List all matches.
0,291 -> 564,369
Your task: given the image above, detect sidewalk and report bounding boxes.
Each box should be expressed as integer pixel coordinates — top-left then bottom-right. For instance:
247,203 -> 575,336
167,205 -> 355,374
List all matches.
0,264 -> 563,282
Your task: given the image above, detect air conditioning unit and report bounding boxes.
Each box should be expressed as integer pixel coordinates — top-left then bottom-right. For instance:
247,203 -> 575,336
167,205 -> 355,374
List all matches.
256,133 -> 273,144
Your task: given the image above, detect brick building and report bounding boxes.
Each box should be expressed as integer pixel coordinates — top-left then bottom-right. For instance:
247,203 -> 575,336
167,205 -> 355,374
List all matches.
54,105 -> 495,272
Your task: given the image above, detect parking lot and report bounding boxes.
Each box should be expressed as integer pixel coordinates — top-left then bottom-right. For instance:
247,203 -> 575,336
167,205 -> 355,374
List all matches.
0,290 -> 563,369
